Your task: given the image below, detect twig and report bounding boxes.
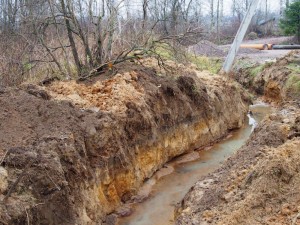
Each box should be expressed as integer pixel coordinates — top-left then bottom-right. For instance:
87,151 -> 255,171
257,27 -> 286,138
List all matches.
292,212 -> 300,225
0,149 -> 9,166
25,207 -> 30,225
44,169 -> 61,191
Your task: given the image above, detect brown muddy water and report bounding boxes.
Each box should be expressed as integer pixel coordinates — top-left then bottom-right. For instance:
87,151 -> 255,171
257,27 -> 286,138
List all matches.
118,102 -> 272,225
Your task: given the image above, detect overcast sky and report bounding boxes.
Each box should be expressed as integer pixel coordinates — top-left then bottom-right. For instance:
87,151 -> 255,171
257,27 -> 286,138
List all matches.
202,0 -> 281,16
121,0 -> 282,18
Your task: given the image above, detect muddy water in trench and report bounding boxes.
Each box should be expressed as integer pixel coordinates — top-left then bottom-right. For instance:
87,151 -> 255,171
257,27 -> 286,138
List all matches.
118,103 -> 272,225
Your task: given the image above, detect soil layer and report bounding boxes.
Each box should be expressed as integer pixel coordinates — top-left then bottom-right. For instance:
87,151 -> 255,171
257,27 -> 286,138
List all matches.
0,62 -> 248,224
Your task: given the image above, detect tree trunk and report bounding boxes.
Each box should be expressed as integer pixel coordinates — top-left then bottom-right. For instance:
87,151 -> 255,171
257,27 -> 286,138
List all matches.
170,0 -> 179,32
60,0 -> 81,76
210,0 -> 214,30
298,16 -> 300,44
265,0 -> 268,20
142,0 -> 148,28
216,0 -> 220,43
220,0 -> 223,23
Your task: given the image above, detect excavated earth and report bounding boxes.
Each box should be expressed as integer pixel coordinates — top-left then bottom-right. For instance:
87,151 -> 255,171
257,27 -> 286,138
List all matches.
234,50 -> 300,104
0,61 -> 249,224
175,52 -> 300,225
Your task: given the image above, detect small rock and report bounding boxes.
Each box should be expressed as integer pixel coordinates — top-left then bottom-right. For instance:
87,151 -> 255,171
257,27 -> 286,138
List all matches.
0,167 -> 8,194
123,73 -> 132,81
88,107 -> 100,113
104,214 -> 118,225
115,206 -> 133,217
132,194 -> 149,203
281,203 -> 292,215
283,119 -> 290,124
223,191 -> 234,203
87,126 -> 97,136
182,207 -> 191,214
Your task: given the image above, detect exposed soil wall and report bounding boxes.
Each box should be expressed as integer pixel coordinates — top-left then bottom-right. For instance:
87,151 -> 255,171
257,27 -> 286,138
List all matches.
175,106 -> 300,225
0,64 -> 248,224
176,52 -> 300,225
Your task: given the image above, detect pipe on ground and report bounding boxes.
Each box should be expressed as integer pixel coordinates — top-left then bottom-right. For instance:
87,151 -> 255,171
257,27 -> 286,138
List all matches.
240,44 -> 269,50
272,45 -> 300,50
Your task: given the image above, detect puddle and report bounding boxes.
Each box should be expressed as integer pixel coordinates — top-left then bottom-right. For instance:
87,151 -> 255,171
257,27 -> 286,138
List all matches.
118,103 -> 272,225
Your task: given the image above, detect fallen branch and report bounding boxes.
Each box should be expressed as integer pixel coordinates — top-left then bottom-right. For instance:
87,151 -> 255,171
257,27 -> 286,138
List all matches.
292,212 -> 300,225
44,169 -> 61,191
0,149 -> 9,166
78,51 -> 148,81
25,207 -> 30,225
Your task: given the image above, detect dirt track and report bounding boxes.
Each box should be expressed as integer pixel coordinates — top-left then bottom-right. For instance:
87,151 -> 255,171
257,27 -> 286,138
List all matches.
227,37 -> 293,63
191,37 -> 293,63
237,49 -> 291,63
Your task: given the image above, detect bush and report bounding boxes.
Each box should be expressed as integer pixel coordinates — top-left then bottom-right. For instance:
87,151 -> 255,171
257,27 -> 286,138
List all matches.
247,32 -> 258,40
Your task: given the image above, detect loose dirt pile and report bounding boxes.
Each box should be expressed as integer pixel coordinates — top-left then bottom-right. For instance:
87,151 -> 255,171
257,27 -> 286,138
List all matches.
189,41 -> 226,57
0,61 -> 248,224
47,72 -> 143,115
235,50 -> 300,104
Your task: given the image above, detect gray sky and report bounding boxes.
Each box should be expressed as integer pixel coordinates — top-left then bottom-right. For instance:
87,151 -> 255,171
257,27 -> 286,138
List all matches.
120,0 -> 281,17
202,0 -> 281,16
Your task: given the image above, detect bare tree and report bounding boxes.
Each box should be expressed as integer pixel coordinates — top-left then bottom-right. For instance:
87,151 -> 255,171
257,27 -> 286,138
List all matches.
210,0 -> 215,30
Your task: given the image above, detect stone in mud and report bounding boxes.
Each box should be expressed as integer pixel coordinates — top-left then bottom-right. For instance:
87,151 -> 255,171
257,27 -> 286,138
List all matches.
103,214 -> 118,225
115,206 -> 133,217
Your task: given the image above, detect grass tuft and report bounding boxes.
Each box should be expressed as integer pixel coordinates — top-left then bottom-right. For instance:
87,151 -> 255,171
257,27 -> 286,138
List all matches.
188,55 -> 223,74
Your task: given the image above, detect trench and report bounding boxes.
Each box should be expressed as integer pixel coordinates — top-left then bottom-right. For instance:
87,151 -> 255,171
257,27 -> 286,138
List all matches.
117,102 -> 272,225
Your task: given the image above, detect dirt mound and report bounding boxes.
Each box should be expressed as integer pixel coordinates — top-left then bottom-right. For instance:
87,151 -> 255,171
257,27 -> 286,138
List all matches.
0,61 -> 248,224
176,106 -> 300,225
47,72 -> 144,116
235,50 -> 300,104
189,40 -> 226,57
